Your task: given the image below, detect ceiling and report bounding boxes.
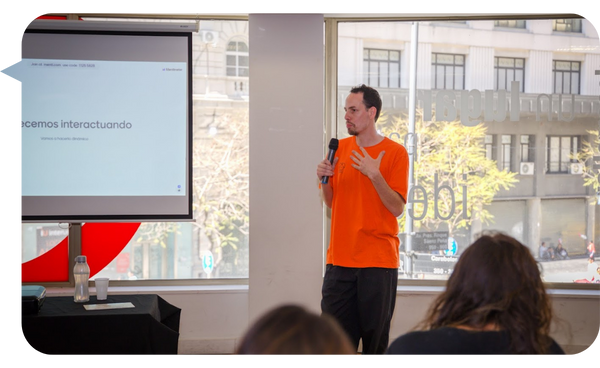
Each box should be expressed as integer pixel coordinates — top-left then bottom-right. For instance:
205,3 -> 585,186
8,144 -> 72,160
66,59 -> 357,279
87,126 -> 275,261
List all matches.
43,10 -> 586,20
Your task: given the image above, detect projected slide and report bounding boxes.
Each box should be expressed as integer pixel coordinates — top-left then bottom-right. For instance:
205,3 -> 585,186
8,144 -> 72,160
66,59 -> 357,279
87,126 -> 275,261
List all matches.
20,58 -> 187,196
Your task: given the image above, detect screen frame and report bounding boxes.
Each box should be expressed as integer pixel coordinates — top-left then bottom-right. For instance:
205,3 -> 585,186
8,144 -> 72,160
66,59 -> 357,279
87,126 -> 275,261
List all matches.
21,21 -> 194,223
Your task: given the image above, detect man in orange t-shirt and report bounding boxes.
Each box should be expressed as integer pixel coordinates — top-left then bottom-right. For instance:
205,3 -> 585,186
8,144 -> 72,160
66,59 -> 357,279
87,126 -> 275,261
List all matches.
316,85 -> 408,354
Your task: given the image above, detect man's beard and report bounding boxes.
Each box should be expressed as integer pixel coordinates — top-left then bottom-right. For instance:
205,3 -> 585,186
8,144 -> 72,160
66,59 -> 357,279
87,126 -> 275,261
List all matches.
347,124 -> 357,136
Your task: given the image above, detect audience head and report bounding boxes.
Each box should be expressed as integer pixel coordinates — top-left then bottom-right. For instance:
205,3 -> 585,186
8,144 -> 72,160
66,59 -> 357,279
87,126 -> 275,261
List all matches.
236,304 -> 355,354
422,232 -> 554,353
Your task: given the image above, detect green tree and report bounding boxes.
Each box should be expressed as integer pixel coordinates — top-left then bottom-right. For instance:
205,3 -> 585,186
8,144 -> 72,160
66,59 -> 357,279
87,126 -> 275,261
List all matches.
192,109 -> 249,277
379,111 -> 518,236
134,110 -> 249,278
573,129 -> 600,192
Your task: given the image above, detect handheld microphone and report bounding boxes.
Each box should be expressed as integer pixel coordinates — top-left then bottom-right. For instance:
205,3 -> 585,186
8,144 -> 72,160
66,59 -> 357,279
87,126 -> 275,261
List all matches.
321,138 -> 339,184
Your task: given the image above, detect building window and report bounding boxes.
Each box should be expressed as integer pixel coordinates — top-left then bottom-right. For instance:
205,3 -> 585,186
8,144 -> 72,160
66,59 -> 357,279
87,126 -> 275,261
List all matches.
226,40 -> 249,77
431,53 -> 465,90
501,135 -> 513,171
553,19 -> 582,33
485,134 -> 496,161
553,60 -> 580,95
546,136 -> 579,173
520,135 -> 535,162
494,57 -> 525,92
363,48 -> 401,88
494,20 -> 526,28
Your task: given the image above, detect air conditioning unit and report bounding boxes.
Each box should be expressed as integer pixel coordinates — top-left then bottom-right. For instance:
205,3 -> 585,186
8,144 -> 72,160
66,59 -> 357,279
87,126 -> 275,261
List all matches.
570,162 -> 584,175
200,30 -> 219,46
519,162 -> 534,175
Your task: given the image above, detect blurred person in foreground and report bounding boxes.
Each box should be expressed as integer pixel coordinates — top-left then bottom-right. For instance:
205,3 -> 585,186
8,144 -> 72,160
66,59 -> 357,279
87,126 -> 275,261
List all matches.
386,232 -> 565,354
236,304 -> 355,354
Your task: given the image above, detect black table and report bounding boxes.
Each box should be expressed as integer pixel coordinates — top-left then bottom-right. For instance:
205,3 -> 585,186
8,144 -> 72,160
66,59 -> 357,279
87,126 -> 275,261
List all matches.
22,294 -> 181,354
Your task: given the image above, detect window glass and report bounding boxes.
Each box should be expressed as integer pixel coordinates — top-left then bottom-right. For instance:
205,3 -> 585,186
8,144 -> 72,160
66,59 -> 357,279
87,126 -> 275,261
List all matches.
494,20 -> 526,29
501,135 -> 512,171
553,19 -> 583,33
495,57 -> 525,92
337,18 -> 599,284
431,53 -> 465,90
226,40 -> 250,78
553,61 -> 580,95
363,48 -> 401,88
22,18 -> 250,282
520,135 -> 535,163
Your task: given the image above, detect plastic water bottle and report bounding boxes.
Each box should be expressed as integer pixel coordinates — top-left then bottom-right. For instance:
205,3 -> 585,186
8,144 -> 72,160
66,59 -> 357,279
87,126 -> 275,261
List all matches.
74,255 -> 90,303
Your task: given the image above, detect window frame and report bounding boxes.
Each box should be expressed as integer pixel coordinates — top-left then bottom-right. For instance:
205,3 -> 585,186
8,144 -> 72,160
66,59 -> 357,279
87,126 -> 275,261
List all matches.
494,57 -> 525,92
552,60 -> 581,95
545,135 -> 580,174
494,20 -> 526,29
21,14 -> 596,291
362,48 -> 401,89
520,135 -> 535,163
485,134 -> 496,161
501,134 -> 513,171
226,40 -> 249,77
552,19 -> 583,33
431,52 -> 465,90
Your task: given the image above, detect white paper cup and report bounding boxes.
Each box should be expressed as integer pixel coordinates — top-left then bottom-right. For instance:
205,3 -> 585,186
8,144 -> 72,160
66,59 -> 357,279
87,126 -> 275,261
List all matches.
95,278 -> 109,300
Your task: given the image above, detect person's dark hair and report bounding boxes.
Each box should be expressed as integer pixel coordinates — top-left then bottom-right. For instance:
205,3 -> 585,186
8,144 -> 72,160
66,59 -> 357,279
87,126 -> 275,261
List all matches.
236,304 -> 355,354
350,84 -> 382,122
419,232 -> 555,354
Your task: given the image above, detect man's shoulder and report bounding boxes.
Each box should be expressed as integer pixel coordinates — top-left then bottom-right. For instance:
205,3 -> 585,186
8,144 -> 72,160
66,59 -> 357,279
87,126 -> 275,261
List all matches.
382,137 -> 407,152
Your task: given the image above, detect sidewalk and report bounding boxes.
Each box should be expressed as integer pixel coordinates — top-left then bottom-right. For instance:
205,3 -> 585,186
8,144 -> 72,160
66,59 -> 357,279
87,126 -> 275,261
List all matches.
539,256 -> 598,283
538,256 -> 590,273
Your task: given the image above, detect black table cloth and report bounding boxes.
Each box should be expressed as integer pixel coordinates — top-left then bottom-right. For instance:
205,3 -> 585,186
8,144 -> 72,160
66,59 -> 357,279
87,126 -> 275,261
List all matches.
22,294 -> 181,354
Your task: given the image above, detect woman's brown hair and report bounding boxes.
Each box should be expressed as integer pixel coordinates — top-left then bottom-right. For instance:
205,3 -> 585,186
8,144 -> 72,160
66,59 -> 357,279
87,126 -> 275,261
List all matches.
236,304 -> 355,354
419,232 -> 554,353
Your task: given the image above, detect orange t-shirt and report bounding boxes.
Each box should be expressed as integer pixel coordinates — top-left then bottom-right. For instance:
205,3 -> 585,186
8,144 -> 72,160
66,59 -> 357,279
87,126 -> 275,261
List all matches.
326,136 -> 409,269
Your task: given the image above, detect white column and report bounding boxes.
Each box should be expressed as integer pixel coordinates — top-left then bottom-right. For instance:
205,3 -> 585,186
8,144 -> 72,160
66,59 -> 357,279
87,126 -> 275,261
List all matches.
466,46 -> 494,91
582,53 -> 600,96
248,14 -> 325,324
527,50 -> 553,94
417,43 -> 432,90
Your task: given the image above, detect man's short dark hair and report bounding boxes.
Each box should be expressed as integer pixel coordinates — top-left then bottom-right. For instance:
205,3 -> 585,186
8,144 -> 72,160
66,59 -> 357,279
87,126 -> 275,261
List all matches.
350,84 -> 382,122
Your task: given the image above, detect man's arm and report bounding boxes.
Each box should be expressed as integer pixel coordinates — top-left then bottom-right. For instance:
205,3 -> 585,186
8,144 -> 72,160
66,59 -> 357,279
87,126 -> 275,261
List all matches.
350,147 -> 405,217
368,170 -> 405,217
316,157 -> 338,208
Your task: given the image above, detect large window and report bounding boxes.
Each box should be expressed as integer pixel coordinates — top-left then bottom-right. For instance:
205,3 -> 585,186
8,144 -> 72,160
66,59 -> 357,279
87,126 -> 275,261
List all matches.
20,16 -> 600,287
22,18 -> 250,282
338,18 -> 599,284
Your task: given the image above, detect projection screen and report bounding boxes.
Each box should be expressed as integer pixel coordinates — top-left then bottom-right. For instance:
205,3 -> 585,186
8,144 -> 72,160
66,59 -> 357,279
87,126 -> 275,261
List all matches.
20,20 -> 195,222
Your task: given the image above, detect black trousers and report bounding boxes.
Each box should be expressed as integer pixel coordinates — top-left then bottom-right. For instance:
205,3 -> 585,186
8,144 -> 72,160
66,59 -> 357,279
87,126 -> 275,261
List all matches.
321,264 -> 398,354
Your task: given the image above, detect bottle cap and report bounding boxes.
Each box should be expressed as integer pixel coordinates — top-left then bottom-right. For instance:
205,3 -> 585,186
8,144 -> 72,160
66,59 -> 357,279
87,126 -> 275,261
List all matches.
75,255 -> 87,263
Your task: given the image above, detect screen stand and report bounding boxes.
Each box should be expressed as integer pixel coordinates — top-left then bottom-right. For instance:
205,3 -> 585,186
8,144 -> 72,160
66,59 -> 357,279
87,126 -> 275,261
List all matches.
67,223 -> 83,285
